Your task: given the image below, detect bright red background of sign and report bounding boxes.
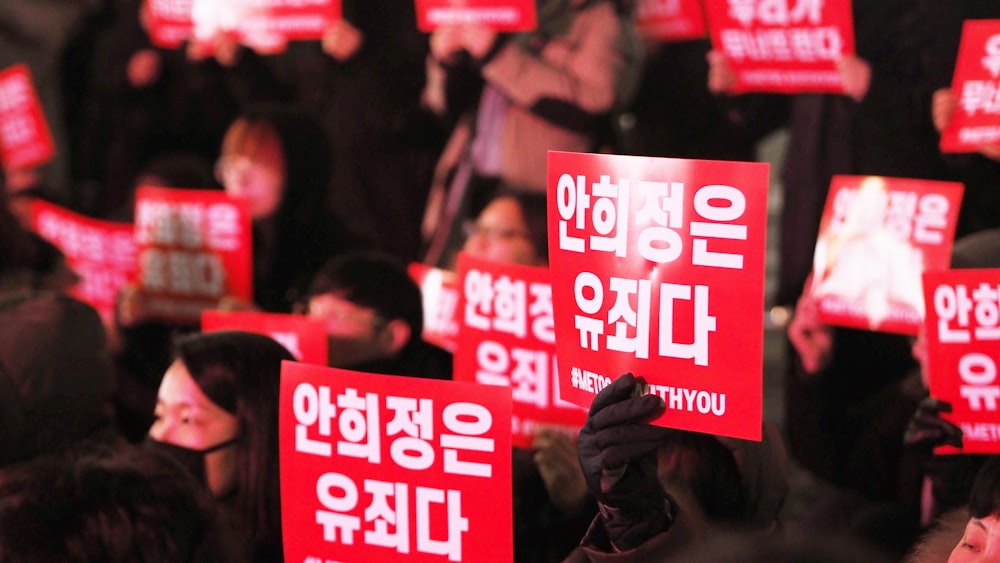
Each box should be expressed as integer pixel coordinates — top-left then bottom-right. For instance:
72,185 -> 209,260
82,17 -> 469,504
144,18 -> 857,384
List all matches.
279,362 -> 513,562
454,253 -> 587,448
810,175 -> 964,335
940,20 -> 1000,153
409,262 -> 460,353
923,269 -> 1000,455
201,310 -> 328,365
634,0 -> 707,42
703,0 -> 854,94
415,0 -> 537,32
546,151 -> 769,441
0,64 -> 56,171
145,0 -> 195,48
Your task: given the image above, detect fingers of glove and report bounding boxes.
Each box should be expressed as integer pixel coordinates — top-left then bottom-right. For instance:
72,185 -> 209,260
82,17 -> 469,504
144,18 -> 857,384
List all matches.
588,373 -> 640,417
917,396 -> 953,415
592,423 -> 672,451
594,439 -> 666,471
587,395 -> 665,432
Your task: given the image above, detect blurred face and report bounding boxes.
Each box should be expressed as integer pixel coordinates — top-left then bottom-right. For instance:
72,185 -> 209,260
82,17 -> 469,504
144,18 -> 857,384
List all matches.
461,196 -> 539,266
949,515 -> 1000,562
306,293 -> 394,368
217,119 -> 285,220
149,360 -> 239,497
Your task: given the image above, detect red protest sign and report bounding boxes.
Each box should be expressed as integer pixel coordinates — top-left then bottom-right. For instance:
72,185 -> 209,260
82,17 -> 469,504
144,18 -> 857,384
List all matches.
454,253 -> 587,449
808,175 -> 964,335
940,20 -> 1000,153
279,361 -> 513,562
635,0 -> 707,43
547,151 -> 769,441
134,186 -> 253,324
409,262 -> 460,353
923,269 -> 1000,455
201,310 -> 328,365
0,64 -> 55,171
414,0 -> 537,32
145,0 -> 195,48
30,200 -> 136,324
230,0 -> 343,53
703,0 -> 854,94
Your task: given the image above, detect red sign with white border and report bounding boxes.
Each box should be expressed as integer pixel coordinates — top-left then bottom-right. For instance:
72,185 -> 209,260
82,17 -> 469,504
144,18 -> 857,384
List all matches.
809,175 -> 964,335
703,0 -> 855,94
409,262 -> 460,353
414,0 -> 537,32
279,361 -> 513,562
923,269 -> 1000,455
635,0 -> 707,43
940,20 -> 1000,153
455,252 -> 587,449
201,309 -> 328,365
134,186 -> 253,324
547,151 -> 769,441
0,64 -> 55,171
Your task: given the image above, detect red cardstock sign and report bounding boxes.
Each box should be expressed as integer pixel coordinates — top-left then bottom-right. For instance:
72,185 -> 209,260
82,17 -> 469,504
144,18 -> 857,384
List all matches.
547,151 -> 769,441
0,64 -> 56,171
201,309 -> 328,365
30,200 -> 136,324
409,262 -> 460,353
809,175 -> 964,335
634,0 -> 707,43
703,0 -> 855,94
454,253 -> 588,449
279,362 -> 513,562
940,20 -> 1000,153
145,0 -> 195,48
134,186 -> 253,324
923,269 -> 1000,455
414,0 -> 537,32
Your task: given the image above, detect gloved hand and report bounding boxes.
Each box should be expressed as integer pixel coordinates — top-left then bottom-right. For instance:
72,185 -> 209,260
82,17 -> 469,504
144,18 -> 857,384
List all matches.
577,373 -> 672,550
904,396 -> 963,450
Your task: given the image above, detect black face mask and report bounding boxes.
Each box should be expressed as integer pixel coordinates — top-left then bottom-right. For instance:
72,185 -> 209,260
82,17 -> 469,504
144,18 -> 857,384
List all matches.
142,436 -> 239,490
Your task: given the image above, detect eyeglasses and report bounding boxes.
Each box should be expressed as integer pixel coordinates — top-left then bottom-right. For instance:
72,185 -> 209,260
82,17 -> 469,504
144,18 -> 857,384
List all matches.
295,299 -> 387,330
462,220 -> 530,241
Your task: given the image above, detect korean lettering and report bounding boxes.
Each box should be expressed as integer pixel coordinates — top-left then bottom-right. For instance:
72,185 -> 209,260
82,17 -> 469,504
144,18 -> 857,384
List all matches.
316,472 -> 361,543
960,80 -> 1000,116
606,278 -> 652,359
589,175 -> 630,257
294,382 -> 336,456
386,396 -> 434,470
528,283 -> 555,343
635,181 -> 684,263
492,275 -> 528,338
972,282 -> 1000,340
441,402 -> 494,478
913,194 -> 950,245
510,348 -> 550,409
364,480 -> 409,553
415,487 -> 468,562
475,340 -> 511,387
337,388 -> 381,464
727,0 -> 824,27
884,191 -> 917,239
463,269 -> 494,330
690,185 -> 747,269
556,174 -> 589,252
959,353 -> 999,412
659,283 -> 717,366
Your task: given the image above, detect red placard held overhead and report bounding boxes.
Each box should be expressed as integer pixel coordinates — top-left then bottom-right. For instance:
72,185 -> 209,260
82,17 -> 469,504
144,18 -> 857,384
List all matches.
547,151 -> 770,441
409,262 -> 460,353
415,0 -> 537,32
808,175 -> 964,335
30,200 -> 136,324
145,0 -> 195,48
940,20 -> 1000,153
134,186 -> 253,324
923,269 -> 1000,454
202,310 -> 328,365
279,362 -> 513,562
703,0 -> 854,94
0,64 -> 56,172
454,253 -> 587,448
634,0 -> 707,43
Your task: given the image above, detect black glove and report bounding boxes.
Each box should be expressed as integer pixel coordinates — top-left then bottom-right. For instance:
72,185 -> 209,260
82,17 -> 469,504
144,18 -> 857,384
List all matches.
904,396 -> 963,450
577,373 -> 672,550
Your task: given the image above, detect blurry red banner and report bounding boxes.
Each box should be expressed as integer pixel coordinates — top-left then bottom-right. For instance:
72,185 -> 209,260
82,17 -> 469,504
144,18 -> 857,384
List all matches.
0,64 -> 55,171
808,175 -> 964,335
201,309 -> 328,365
923,269 -> 1000,454
409,262 -> 460,353
634,0 -> 707,43
145,0 -> 195,48
30,200 -> 136,324
454,253 -> 587,448
134,186 -> 252,324
703,0 -> 854,94
279,361 -> 513,562
547,151 -> 769,441
940,20 -> 1000,153
415,0 -> 537,32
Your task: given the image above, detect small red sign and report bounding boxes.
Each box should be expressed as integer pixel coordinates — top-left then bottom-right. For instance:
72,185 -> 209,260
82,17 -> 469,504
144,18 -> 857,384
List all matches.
635,0 -> 707,43
279,361 -> 513,562
409,262 -> 460,353
202,309 -> 328,365
940,20 -> 1000,153
923,269 -> 1000,455
414,0 -> 537,32
0,64 -> 56,171
145,0 -> 195,48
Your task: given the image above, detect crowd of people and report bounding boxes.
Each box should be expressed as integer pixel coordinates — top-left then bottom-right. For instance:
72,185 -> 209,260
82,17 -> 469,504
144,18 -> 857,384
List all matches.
2,0 -> 1000,561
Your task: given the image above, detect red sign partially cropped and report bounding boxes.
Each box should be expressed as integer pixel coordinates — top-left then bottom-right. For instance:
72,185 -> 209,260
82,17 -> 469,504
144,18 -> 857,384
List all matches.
145,0 -> 195,48
415,0 -> 537,32
30,200 -> 136,324
809,175 -> 964,335
134,186 -> 252,324
940,20 -> 1000,153
703,0 -> 854,93
202,310 -> 328,365
547,151 -> 769,441
279,362 -> 513,562
0,64 -> 55,171
634,0 -> 707,43
454,253 -> 587,448
409,262 -> 460,353
923,269 -> 1000,455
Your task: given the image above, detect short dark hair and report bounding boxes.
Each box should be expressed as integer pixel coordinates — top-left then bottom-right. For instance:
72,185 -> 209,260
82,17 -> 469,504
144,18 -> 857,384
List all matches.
968,455 -> 1000,519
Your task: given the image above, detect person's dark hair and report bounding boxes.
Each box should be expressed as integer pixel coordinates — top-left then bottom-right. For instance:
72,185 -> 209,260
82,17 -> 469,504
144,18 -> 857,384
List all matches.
173,330 -> 294,553
0,444 -> 239,562
136,151 -> 216,190
657,430 -> 746,522
968,455 -> 1000,519
494,188 -> 549,263
306,251 -> 424,343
